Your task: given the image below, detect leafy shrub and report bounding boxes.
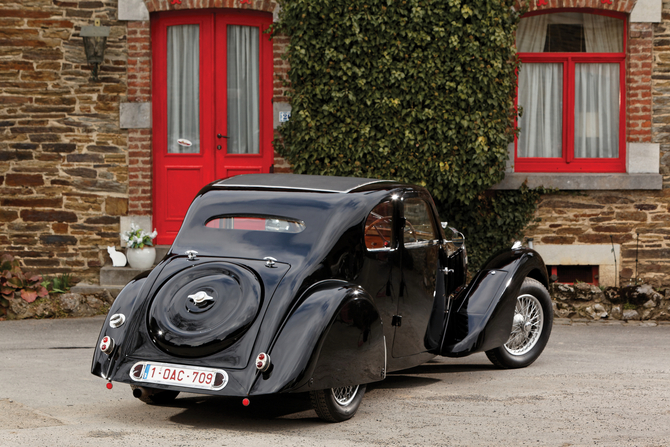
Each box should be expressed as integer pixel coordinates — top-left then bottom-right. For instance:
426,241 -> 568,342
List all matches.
42,273 -> 72,294
0,254 -> 49,315
274,0 -> 540,268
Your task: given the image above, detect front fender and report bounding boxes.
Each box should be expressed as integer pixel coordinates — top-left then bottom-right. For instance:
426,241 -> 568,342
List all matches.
90,272 -> 149,379
440,248 -> 548,357
250,280 -> 385,395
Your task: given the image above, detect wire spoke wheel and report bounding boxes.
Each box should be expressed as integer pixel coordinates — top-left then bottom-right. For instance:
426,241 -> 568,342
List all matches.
485,277 -> 553,369
504,294 -> 544,356
331,385 -> 359,406
311,384 -> 366,422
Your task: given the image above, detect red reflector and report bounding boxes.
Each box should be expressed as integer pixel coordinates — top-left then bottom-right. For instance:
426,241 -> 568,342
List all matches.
258,353 -> 265,360
106,382 -> 113,390
242,398 -> 250,407
257,361 -> 263,368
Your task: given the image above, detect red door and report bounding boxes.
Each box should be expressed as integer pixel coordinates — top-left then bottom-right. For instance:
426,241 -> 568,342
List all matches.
152,10 -> 274,245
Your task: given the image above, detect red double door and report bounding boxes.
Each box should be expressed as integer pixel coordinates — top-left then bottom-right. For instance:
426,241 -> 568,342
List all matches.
152,10 -> 274,245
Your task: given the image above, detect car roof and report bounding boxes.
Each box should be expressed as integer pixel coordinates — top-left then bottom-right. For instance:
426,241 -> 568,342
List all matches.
214,174 -> 402,194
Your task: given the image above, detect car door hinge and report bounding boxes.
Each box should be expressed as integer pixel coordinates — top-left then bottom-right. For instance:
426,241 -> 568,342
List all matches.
392,315 -> 402,327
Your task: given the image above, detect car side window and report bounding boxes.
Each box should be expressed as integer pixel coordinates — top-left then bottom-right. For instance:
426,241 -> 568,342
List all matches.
365,200 -> 393,250
403,198 -> 438,245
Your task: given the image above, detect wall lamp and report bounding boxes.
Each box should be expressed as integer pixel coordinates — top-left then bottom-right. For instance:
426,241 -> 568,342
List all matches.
81,19 -> 110,81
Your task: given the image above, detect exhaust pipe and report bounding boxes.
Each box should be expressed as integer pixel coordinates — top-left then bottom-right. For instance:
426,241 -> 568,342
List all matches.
131,386 -> 157,400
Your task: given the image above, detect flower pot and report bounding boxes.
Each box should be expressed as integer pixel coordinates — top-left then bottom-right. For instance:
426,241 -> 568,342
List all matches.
126,247 -> 156,270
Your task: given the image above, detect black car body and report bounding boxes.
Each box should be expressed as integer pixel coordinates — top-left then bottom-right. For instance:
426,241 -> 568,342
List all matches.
92,174 -> 552,421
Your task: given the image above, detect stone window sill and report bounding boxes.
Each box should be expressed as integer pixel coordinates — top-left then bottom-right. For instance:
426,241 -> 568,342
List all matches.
491,173 -> 662,190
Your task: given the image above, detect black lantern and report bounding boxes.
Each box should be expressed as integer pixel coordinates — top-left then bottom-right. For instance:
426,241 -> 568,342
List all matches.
81,19 -> 110,81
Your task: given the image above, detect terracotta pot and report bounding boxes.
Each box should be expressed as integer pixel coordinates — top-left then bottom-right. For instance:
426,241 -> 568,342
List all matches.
126,247 -> 156,270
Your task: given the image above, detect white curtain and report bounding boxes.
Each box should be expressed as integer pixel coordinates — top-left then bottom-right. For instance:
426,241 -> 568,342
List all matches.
227,25 -> 260,154
584,14 -> 623,53
167,25 -> 200,154
518,63 -> 563,158
517,14 -> 548,53
574,63 -> 619,158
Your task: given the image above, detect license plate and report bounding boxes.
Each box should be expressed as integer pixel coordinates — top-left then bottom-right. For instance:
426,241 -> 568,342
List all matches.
129,361 -> 228,391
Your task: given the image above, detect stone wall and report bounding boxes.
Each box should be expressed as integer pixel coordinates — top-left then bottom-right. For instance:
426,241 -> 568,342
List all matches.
526,191 -> 670,287
0,0 -> 128,282
551,282 -> 670,321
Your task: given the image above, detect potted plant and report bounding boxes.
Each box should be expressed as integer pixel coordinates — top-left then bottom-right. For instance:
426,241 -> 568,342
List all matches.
123,223 -> 158,270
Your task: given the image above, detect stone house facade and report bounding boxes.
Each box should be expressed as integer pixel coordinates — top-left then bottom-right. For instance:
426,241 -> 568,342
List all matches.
0,0 -> 668,288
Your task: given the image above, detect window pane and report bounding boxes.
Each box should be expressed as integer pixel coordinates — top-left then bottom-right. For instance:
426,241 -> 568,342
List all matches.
574,63 -> 620,159
227,25 -> 259,154
365,201 -> 393,250
167,25 -> 200,154
205,216 -> 305,233
518,13 -> 623,53
518,63 -> 563,158
403,198 -> 437,244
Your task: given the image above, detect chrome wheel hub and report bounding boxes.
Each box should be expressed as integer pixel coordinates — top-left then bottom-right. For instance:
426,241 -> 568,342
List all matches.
332,385 -> 359,406
504,293 -> 544,356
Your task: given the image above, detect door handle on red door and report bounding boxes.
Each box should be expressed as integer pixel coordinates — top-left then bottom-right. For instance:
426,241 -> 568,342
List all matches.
217,134 -> 228,139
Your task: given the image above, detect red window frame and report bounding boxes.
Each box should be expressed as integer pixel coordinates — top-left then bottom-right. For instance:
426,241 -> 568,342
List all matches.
514,9 -> 627,173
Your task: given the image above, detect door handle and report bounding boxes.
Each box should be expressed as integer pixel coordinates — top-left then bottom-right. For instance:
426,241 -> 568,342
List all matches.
217,134 -> 228,139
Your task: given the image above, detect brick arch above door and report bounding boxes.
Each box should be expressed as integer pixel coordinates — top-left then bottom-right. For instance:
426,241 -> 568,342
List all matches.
144,0 -> 278,14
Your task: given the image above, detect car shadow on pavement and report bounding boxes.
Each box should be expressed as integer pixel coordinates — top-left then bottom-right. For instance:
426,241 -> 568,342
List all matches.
157,361 -> 499,428
166,393 -> 320,428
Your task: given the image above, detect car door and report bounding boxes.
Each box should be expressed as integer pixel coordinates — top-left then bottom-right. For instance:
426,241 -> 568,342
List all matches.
392,192 -> 442,358
357,198 -> 402,354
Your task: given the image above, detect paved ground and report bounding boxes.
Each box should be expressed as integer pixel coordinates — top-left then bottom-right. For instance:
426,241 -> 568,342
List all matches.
1,316 -> 669,446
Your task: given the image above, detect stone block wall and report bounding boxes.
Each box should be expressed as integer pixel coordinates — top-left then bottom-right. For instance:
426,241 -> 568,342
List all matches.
0,0 -> 129,281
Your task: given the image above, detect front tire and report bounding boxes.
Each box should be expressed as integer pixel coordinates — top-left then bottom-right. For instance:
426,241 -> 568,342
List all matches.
485,277 -> 553,369
310,384 -> 366,422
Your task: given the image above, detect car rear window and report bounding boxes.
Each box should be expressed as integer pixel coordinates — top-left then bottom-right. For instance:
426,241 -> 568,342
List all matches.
205,215 -> 306,233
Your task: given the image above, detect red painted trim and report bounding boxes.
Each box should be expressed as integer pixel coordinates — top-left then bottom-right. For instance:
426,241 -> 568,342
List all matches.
514,10 -> 627,174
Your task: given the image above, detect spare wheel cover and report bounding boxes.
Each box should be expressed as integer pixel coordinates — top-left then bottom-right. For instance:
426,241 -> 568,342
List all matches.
148,262 -> 262,357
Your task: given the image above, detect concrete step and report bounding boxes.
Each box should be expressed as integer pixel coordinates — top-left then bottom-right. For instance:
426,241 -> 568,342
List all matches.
100,266 -> 150,286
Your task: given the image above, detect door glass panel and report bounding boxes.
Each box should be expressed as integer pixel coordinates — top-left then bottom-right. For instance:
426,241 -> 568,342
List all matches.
403,198 -> 437,244
167,25 -> 200,154
574,63 -> 620,158
227,25 -> 259,154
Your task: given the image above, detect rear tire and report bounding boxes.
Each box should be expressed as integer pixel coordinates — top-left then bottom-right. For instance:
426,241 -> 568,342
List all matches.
485,277 -> 553,369
310,384 -> 366,422
131,385 -> 180,405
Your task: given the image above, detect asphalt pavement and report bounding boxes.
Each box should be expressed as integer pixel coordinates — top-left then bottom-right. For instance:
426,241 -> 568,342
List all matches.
1,316 -> 669,446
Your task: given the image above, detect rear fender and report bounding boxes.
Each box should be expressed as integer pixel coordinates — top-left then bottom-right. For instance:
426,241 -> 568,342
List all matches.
91,272 -> 149,378
440,248 -> 548,357
251,280 -> 385,395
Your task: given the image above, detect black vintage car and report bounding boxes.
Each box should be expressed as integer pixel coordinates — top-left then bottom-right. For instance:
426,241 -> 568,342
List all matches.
92,174 -> 552,422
